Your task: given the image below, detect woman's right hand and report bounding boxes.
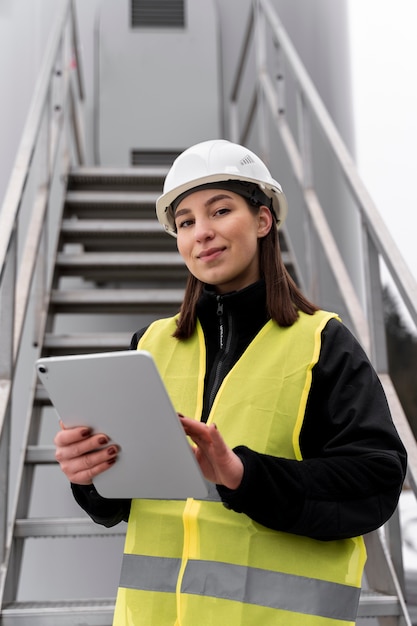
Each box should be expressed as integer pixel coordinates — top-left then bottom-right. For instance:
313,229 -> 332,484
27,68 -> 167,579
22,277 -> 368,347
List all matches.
54,421 -> 119,485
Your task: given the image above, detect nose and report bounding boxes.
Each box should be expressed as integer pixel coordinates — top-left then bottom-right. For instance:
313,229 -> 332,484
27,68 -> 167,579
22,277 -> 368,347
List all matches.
194,217 -> 214,242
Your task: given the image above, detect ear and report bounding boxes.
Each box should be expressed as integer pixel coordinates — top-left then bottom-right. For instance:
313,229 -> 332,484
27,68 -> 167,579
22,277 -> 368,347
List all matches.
257,205 -> 274,238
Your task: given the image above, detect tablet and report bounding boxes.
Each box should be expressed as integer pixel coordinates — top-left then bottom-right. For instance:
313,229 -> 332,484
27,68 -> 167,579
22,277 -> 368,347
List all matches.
36,350 -> 208,500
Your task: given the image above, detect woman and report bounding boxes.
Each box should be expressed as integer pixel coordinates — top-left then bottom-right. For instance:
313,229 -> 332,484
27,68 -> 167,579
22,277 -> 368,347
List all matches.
54,140 -> 407,625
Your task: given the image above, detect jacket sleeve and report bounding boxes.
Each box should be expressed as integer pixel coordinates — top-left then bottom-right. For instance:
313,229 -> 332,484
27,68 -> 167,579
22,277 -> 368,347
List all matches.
217,318 -> 407,540
71,483 -> 131,527
68,329 -> 147,526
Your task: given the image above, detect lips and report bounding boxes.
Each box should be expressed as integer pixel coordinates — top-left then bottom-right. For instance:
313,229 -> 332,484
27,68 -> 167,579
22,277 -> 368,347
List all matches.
197,247 -> 226,260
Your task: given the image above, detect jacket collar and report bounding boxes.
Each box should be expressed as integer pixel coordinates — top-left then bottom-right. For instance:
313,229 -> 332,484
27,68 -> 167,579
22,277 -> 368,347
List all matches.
196,280 -> 269,341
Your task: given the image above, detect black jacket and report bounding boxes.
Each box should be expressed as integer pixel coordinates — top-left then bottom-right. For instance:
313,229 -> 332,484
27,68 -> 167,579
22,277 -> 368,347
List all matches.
72,281 -> 407,540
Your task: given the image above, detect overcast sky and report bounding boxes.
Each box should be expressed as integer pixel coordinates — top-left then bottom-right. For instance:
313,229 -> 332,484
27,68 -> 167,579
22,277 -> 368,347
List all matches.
348,0 -> 417,301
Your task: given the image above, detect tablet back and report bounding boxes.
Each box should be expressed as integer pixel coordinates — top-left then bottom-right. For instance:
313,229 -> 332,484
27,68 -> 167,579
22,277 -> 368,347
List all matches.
36,350 -> 208,500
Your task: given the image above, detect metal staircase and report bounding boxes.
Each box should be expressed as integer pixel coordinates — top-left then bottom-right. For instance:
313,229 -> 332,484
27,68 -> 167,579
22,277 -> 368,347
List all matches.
1,1 -> 417,624
0,166 -> 183,625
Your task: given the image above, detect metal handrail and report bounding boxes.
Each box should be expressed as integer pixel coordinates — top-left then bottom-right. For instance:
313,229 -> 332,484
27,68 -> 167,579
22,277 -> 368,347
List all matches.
229,0 -> 417,494
231,0 -> 417,334
0,1 -> 84,277
260,0 -> 417,329
0,0 -> 85,595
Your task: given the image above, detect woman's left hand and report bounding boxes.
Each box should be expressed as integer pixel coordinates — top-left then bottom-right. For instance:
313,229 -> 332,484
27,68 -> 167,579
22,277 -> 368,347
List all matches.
179,416 -> 244,490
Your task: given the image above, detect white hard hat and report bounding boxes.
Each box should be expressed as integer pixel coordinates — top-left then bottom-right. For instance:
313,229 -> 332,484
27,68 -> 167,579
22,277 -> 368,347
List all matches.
156,139 -> 288,236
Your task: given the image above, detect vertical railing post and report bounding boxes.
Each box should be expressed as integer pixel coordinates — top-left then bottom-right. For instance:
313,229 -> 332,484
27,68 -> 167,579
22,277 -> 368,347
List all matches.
70,0 -> 85,102
28,85 -> 50,351
361,228 -> 388,369
0,235 -> 17,565
229,101 -> 239,144
362,227 -> 407,596
296,91 -> 313,189
296,89 -> 318,300
68,8 -> 86,166
253,0 -> 269,162
229,4 -> 254,144
49,38 -> 63,177
273,38 -> 285,118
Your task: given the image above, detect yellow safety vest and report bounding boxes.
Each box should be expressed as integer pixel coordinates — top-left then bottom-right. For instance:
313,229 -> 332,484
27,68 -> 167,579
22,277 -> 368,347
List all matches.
113,310 -> 366,626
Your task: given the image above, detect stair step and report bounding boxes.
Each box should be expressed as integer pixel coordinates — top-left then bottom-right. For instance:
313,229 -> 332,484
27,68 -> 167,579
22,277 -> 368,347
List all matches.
43,332 -> 131,354
357,588 -> 402,617
0,599 -> 115,626
25,445 -> 56,464
56,251 -> 187,281
60,219 -> 174,251
14,518 -> 125,538
64,191 -> 158,219
68,165 -> 168,191
50,288 -> 184,314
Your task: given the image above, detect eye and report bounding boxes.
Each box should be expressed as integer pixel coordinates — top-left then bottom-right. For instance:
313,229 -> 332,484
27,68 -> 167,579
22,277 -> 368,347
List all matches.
214,207 -> 231,217
176,217 -> 194,229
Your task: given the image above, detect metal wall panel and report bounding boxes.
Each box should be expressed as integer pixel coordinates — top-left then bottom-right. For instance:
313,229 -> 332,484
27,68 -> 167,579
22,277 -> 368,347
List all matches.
97,0 -> 221,165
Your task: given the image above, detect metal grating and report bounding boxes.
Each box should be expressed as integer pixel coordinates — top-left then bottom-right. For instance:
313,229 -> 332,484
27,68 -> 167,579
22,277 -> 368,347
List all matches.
131,0 -> 185,28
131,149 -> 182,166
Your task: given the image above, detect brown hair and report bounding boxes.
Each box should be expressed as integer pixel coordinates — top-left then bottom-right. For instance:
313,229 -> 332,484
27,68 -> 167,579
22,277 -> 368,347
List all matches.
173,201 -> 318,339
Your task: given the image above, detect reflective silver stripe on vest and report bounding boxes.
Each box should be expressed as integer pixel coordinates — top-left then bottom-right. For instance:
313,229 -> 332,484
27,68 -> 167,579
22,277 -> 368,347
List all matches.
119,554 -> 360,621
120,555 -> 180,593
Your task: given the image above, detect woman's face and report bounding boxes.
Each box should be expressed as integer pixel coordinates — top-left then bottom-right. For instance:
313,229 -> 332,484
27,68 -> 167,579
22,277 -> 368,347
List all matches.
175,188 -> 272,294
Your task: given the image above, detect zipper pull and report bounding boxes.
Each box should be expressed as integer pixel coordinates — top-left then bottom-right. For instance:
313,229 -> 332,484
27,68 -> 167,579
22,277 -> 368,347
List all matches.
217,296 -> 224,349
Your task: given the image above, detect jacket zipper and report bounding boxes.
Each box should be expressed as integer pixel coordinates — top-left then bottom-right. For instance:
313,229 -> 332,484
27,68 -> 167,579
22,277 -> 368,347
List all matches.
207,296 -> 234,413
217,297 -> 224,349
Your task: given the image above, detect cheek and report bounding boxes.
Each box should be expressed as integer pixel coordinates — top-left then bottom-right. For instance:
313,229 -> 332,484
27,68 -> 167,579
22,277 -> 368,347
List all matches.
176,237 -> 188,259
238,224 -> 260,251
176,240 -> 196,271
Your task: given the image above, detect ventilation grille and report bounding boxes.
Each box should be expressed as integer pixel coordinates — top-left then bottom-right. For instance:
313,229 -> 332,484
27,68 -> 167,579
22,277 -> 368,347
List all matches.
131,149 -> 182,166
131,0 -> 185,28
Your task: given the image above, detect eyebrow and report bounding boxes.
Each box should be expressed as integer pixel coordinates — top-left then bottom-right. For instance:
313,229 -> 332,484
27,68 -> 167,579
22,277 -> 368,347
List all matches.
174,193 -> 234,218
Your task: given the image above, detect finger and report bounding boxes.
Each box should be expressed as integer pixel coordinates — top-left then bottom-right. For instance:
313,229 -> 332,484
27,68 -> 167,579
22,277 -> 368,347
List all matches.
55,433 -> 114,462
180,417 -> 212,443
54,426 -> 92,447
187,422 -> 227,455
184,429 -> 213,447
206,423 -> 229,452
63,456 -> 117,484
70,458 -> 117,484
58,445 -> 119,484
